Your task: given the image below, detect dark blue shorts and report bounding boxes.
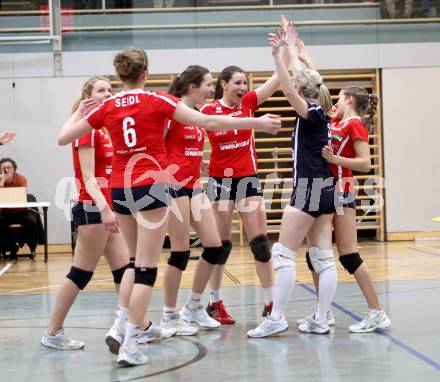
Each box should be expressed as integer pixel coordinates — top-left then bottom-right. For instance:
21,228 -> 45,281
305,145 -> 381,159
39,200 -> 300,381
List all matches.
207,175 -> 263,202
170,186 -> 203,199
335,191 -> 356,210
72,202 -> 102,225
289,179 -> 336,218
111,184 -> 170,215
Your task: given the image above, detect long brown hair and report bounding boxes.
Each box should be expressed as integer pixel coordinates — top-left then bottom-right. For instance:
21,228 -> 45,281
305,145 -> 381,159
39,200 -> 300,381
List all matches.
214,65 -> 246,100
113,47 -> 148,86
343,86 -> 378,128
169,65 -> 210,97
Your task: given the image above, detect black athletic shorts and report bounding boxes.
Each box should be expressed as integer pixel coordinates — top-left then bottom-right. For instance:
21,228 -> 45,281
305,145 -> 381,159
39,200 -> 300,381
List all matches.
289,178 -> 336,218
207,175 -> 263,202
170,186 -> 203,199
335,191 -> 356,210
111,184 -> 170,215
72,202 -> 102,226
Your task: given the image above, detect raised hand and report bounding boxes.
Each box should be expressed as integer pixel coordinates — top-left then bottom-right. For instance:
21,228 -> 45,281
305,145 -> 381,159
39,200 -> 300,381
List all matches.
268,28 -> 287,56
285,22 -> 299,47
296,38 -> 313,67
256,113 -> 281,135
0,131 -> 16,145
280,14 -> 289,32
78,98 -> 98,115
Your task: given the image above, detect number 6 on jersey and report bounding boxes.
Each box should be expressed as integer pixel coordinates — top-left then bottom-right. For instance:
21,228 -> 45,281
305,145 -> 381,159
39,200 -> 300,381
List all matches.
123,117 -> 137,147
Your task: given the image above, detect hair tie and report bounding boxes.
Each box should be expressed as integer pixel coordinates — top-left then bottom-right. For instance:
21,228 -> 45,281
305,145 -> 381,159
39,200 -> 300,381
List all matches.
317,82 -> 323,88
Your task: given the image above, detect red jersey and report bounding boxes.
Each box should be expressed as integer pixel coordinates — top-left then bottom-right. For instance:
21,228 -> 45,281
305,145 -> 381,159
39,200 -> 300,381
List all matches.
72,129 -> 113,205
86,89 -> 179,188
165,119 -> 204,189
200,90 -> 258,178
329,116 -> 369,192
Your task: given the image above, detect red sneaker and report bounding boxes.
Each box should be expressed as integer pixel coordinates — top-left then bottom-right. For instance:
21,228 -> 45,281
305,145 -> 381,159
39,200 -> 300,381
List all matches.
206,301 -> 235,325
262,302 -> 273,317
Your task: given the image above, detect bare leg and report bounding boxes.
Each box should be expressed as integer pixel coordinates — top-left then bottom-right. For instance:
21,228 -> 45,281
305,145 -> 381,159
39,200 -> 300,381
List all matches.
103,231 -> 133,308
208,200 -> 234,293
164,196 -> 191,308
47,224 -> 109,335
334,208 -> 381,310
126,208 -> 169,327
190,192 -> 222,294
238,195 -> 272,289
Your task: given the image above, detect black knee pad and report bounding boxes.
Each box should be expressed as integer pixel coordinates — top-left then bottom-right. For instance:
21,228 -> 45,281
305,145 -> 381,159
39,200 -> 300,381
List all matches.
218,240 -> 232,265
250,234 -> 271,263
167,250 -> 191,271
134,266 -> 158,287
201,246 -> 223,265
112,264 -> 128,284
127,257 -> 135,269
339,252 -> 363,274
66,266 -> 93,290
305,251 -> 314,272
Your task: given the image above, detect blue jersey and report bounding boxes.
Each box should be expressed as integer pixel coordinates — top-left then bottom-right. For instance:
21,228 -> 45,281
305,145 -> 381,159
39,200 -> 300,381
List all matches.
292,102 -> 333,186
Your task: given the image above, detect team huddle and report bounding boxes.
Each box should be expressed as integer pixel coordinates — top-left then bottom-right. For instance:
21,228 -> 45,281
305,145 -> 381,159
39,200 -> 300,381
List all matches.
40,17 -> 391,367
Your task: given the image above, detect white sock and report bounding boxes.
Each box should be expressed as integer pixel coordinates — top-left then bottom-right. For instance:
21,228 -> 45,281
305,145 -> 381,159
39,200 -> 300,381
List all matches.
122,322 -> 138,352
270,269 -> 295,321
263,287 -> 274,305
315,267 -> 337,324
187,291 -> 203,310
209,289 -> 222,304
163,306 -> 177,317
114,306 -> 128,329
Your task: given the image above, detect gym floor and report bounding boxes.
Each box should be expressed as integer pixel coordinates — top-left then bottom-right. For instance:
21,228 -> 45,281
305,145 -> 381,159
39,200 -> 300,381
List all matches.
1,240 -> 439,381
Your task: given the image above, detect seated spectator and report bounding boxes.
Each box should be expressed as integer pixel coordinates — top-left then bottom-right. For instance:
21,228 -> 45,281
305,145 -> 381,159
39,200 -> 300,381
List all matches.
0,157 -> 38,258
0,131 -> 16,146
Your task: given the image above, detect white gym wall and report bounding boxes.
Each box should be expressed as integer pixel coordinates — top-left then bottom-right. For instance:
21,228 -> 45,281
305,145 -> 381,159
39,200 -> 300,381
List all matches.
382,66 -> 440,234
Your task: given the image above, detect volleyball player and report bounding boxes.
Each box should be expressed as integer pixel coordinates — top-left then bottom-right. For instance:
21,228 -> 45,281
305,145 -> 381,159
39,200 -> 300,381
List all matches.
293,39 -> 391,333
57,47 -> 280,366
248,25 -> 337,337
160,65 -> 223,334
201,48 -> 290,324
41,76 -> 133,350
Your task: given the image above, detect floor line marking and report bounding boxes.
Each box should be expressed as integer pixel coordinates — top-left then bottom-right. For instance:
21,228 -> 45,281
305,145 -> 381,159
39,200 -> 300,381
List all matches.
412,245 -> 440,257
0,260 -> 16,277
224,269 -> 241,284
299,283 -> 440,371
3,278 -> 113,294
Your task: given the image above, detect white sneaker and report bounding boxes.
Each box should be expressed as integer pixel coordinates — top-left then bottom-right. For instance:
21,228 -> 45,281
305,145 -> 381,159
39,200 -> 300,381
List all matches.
296,309 -> 335,326
349,309 -> 391,333
105,324 -> 125,355
117,345 -> 150,367
247,316 -> 289,338
41,329 -> 85,350
137,322 -> 177,344
180,304 -> 221,329
298,317 -> 330,334
160,314 -> 199,336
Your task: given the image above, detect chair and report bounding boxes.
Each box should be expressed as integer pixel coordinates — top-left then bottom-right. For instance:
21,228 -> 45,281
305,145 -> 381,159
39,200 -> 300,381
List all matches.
0,194 -> 43,260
